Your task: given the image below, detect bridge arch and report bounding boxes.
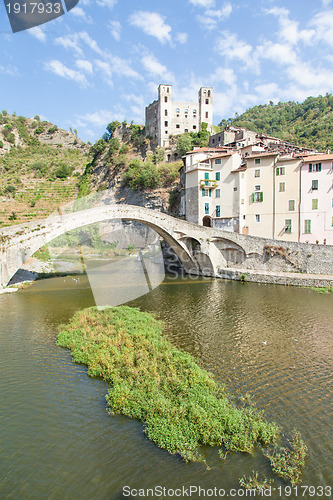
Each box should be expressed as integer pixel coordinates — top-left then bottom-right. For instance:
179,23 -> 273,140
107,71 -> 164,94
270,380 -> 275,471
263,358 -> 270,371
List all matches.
0,205 -> 200,287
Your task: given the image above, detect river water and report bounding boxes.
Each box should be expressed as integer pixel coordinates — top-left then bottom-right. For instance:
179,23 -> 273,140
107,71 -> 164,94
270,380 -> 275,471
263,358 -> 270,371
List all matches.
0,273 -> 332,499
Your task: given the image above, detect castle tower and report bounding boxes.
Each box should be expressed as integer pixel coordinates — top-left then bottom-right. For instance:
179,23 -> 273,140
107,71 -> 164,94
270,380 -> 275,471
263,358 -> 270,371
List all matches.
158,84 -> 173,147
198,87 -> 213,129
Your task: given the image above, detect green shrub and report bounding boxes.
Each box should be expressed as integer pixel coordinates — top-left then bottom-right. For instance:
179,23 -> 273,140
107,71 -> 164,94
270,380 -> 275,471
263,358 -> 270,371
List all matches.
57,306 -> 282,465
48,125 -> 58,134
0,140 -> 3,148
4,184 -> 16,196
35,125 -> 44,135
54,164 -> 73,179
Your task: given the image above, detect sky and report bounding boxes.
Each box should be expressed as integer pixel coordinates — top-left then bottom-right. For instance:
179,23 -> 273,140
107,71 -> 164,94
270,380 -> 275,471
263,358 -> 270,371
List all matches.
1,0 -> 333,142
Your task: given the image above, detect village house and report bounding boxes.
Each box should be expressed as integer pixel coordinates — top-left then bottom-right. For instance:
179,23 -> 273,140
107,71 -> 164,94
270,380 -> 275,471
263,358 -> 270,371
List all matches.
300,154 -> 333,245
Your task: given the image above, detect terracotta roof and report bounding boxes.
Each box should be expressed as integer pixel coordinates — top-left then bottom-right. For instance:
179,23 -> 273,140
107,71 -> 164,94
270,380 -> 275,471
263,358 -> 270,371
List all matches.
302,154 -> 333,162
231,165 -> 246,173
246,152 -> 279,159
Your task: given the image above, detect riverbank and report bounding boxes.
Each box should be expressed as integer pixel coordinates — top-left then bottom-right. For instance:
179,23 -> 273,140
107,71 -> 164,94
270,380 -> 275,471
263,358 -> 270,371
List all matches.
218,267 -> 333,288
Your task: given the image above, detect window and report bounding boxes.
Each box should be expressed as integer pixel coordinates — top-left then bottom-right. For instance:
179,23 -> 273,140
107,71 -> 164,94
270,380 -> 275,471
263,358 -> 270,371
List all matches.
165,109 -> 168,116
205,203 -> 209,214
164,121 -> 168,127
205,112 -> 209,119
254,169 -> 260,177
289,200 -> 295,211
165,130 -> 168,134
252,192 -> 263,202
276,167 -> 285,176
285,219 -> 292,233
279,182 -> 286,192
304,219 -> 311,234
312,180 -> 318,190
215,159 -> 222,165
215,189 -> 220,198
193,109 -> 197,115
233,187 -> 237,191
164,96 -> 168,103
255,185 -> 261,191
176,124 -> 180,129
255,214 -> 260,222
312,199 -> 318,210
216,205 -> 220,217
309,162 -> 321,172
241,199 -> 244,204
193,125 -> 197,130
209,189 -> 212,197
202,188 -> 206,197
176,108 -> 180,116
185,128 -> 188,133
184,109 -> 188,116
216,172 -> 220,180
255,158 -> 261,164
208,90 -> 211,97
205,99 -> 209,104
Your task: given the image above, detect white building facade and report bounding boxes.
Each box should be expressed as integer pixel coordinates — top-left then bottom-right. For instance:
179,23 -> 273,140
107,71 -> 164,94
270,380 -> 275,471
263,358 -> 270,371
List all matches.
300,154 -> 333,245
145,84 -> 213,147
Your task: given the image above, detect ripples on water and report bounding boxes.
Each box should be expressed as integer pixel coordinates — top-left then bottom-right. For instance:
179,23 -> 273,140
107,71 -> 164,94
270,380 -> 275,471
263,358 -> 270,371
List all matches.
0,274 -> 332,499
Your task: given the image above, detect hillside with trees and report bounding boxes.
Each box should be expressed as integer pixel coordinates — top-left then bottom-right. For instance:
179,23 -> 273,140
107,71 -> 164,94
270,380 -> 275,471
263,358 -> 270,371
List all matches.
0,111 -> 89,226
220,94 -> 333,151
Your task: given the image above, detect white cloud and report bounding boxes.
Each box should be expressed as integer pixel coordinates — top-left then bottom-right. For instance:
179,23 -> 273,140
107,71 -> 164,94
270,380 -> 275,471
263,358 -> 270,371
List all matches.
106,54 -> 142,79
54,33 -> 84,56
75,59 -> 93,73
216,31 -> 252,63
266,7 -> 314,46
189,0 -> 215,7
200,2 -> 232,30
129,11 -> 172,44
95,60 -> 113,85
45,60 -> 88,86
254,83 -> 280,102
141,54 -> 173,81
96,0 -> 117,9
175,32 -> 188,44
109,20 -> 122,41
311,10 -> 333,47
79,31 -> 103,55
76,110 -> 117,128
28,26 -> 46,42
209,67 -> 237,86
0,64 -> 19,76
256,41 -> 297,65
69,6 -> 93,23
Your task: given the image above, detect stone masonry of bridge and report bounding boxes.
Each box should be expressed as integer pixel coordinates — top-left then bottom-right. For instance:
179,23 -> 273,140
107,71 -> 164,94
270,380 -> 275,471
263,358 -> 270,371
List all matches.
1,205 -> 332,288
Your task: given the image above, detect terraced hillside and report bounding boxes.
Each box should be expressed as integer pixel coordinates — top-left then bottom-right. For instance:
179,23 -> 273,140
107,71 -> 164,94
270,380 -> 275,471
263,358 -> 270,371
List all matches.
0,112 -> 90,226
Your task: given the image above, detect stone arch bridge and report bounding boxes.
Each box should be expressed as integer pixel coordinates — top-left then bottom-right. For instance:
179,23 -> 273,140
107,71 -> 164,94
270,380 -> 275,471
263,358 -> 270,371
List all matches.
0,205 -> 327,288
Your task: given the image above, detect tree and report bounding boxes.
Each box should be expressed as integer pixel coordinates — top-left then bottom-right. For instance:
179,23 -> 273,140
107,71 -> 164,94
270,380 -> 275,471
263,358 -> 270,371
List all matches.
106,121 -> 121,138
176,134 -> 193,156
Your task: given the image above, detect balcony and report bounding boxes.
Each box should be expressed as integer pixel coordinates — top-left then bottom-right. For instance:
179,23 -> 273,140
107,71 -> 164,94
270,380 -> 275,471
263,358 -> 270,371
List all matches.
200,179 -> 218,188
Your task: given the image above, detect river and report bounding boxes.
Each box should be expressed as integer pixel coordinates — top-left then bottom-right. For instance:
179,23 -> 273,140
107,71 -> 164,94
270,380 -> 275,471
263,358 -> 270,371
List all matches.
0,273 -> 332,499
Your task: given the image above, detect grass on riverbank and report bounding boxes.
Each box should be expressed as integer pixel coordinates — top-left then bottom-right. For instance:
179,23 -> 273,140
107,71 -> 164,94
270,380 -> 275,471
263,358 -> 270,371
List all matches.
57,306 -> 307,482
309,286 -> 333,294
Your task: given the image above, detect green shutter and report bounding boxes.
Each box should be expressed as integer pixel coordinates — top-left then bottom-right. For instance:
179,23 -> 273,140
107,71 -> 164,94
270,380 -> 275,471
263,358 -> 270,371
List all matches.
260,192 -> 263,202
205,172 -> 209,179
252,193 -> 255,203
216,172 -> 220,181
202,188 -> 205,197
312,199 -> 318,210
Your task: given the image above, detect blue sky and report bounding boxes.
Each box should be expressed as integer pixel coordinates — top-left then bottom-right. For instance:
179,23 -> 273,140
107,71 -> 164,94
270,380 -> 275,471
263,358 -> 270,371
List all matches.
1,0 -> 333,142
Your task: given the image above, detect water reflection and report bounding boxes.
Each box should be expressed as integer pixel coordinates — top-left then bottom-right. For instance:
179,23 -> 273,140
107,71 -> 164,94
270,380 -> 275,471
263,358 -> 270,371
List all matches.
0,275 -> 332,498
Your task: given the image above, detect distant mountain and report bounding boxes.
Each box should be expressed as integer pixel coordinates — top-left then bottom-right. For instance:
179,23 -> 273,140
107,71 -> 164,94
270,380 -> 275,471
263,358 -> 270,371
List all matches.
219,94 -> 333,151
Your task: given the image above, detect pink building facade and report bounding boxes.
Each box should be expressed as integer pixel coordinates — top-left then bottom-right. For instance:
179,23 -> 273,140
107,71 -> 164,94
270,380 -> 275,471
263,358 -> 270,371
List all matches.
300,154 -> 333,245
